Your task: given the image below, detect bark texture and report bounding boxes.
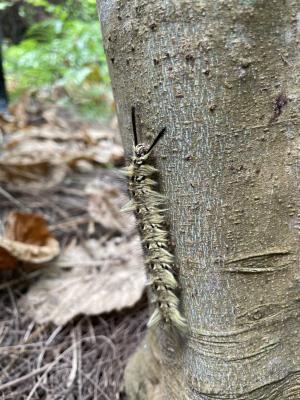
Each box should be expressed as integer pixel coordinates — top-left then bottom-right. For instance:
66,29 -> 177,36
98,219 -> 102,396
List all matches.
97,1 -> 300,399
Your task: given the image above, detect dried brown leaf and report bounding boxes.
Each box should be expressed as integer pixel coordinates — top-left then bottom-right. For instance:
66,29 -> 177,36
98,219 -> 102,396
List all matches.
0,247 -> 18,270
0,160 -> 67,189
0,126 -> 123,188
6,212 -> 52,244
0,212 -> 60,269
20,236 -> 145,325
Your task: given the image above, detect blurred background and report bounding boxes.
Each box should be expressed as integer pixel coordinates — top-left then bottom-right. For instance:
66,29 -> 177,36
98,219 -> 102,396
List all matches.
1,0 -> 113,121
0,2 -> 147,399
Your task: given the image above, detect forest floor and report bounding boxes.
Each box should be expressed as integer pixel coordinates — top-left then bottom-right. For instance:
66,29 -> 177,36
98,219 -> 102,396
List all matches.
0,91 -> 147,399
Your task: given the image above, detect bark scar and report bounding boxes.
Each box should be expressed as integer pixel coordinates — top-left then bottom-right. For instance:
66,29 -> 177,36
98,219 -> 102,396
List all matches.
226,248 -> 290,264
223,248 -> 292,273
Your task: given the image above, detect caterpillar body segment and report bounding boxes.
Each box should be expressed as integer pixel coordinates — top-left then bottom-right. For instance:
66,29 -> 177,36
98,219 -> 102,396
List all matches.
123,109 -> 187,333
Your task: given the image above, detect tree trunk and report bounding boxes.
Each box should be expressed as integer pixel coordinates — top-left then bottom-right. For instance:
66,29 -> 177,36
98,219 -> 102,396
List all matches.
97,1 -> 300,399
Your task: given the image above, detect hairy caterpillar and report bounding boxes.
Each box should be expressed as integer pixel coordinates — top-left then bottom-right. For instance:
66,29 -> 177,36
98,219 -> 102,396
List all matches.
123,107 -> 187,332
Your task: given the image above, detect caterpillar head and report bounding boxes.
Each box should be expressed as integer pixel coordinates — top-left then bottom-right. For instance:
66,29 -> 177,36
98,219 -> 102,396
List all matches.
131,107 -> 166,163
134,144 -> 150,159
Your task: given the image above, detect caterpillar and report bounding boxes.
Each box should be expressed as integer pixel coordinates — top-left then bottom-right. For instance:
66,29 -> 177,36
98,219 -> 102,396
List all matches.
122,107 -> 187,332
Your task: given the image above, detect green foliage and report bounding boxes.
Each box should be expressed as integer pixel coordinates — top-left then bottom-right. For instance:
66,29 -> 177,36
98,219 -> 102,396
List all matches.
3,0 -> 112,120
0,1 -> 10,11
25,0 -> 98,22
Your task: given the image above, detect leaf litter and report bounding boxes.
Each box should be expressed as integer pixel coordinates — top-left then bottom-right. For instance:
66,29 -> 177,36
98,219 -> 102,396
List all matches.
0,211 -> 60,269
0,91 -> 147,399
21,236 -> 145,325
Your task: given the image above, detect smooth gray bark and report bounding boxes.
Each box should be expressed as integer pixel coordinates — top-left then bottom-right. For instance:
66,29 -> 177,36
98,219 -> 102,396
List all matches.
97,1 -> 300,399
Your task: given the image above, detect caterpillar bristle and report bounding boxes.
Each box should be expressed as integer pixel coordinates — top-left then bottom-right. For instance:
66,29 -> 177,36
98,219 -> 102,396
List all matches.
149,270 -> 177,289
120,199 -> 136,212
123,114 -> 187,334
148,308 -> 162,327
148,304 -> 187,333
169,308 -> 188,332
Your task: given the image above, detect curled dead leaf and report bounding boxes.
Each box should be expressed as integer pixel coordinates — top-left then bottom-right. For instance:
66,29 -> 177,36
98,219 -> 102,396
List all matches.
0,212 -> 60,270
0,247 -> 18,270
